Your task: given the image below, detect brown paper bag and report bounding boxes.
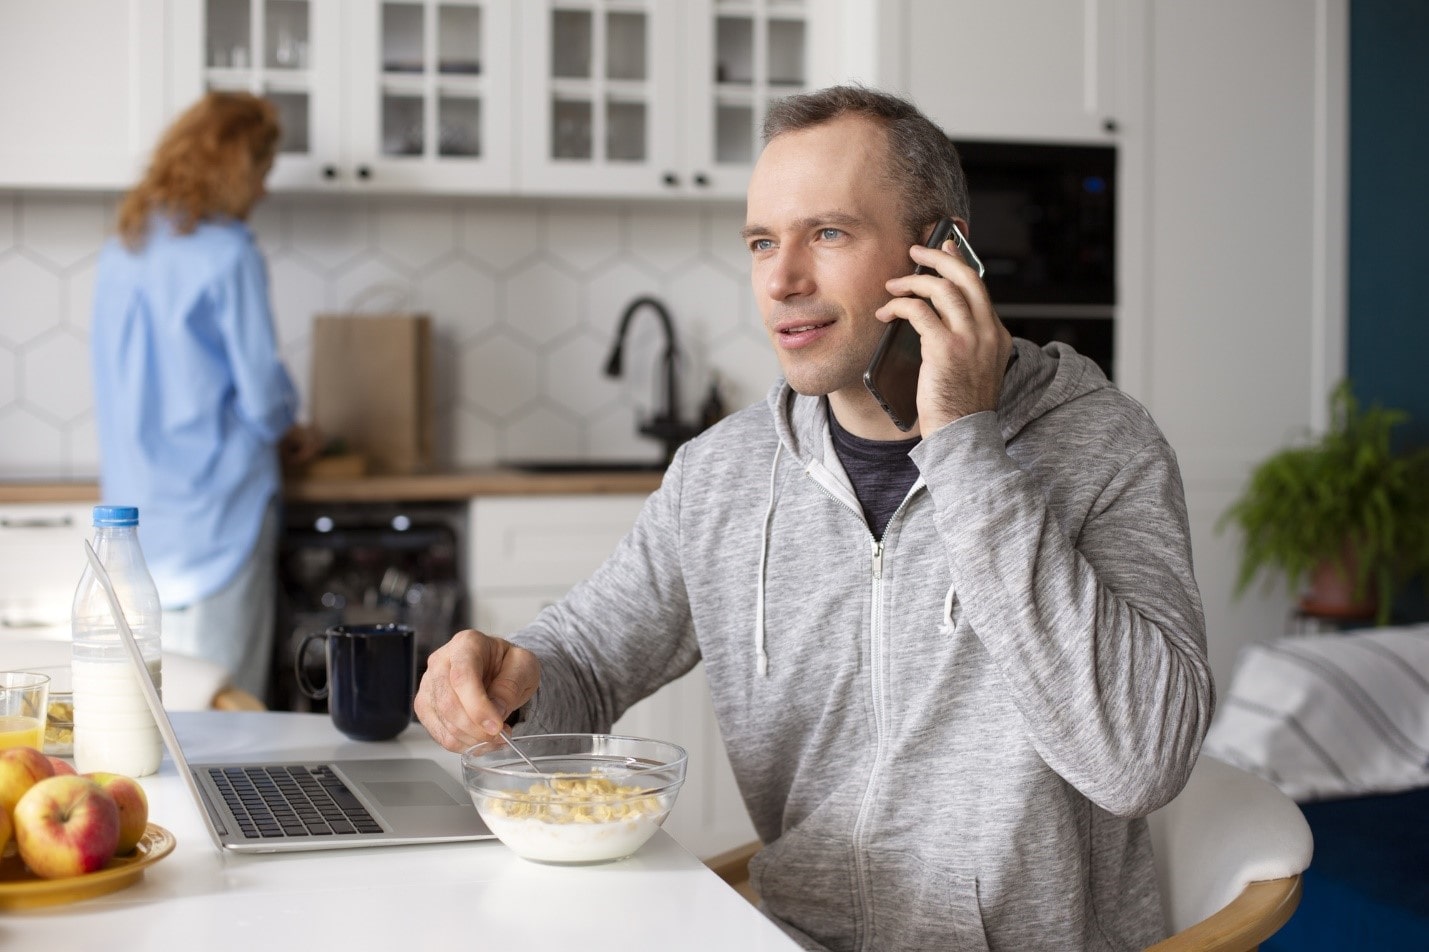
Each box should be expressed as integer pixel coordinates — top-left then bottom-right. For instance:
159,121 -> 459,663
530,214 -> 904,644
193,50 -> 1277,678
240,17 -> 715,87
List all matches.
310,313 -> 433,474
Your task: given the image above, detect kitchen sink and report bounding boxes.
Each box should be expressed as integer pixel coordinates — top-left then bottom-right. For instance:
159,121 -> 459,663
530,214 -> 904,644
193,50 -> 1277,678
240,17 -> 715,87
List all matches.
499,459 -> 667,474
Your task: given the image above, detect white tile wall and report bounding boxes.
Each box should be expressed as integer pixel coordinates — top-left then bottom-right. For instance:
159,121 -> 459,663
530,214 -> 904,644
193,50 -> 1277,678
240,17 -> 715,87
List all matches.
0,193 -> 778,479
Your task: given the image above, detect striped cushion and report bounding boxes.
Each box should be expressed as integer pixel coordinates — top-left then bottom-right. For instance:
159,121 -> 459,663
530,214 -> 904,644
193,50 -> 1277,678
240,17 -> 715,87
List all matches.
1202,623 -> 1429,801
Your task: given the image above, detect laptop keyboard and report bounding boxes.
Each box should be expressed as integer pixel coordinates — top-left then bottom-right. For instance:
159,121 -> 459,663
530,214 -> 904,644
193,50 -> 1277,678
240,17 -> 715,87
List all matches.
207,765 -> 385,839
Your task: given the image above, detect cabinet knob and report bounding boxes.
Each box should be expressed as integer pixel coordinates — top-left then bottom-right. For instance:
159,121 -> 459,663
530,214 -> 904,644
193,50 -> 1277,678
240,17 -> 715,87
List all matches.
322,165 -> 338,180
357,165 -> 372,180
662,172 -> 679,187
1102,118 -> 1119,134
693,173 -> 710,187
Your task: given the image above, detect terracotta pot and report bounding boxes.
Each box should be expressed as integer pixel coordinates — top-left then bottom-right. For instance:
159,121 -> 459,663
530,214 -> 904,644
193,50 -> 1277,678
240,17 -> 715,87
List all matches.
1298,555 -> 1378,620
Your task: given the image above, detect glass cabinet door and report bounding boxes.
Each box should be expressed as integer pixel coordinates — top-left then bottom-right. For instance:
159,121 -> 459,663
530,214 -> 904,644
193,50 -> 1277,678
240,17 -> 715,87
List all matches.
519,0 -> 678,195
200,0 -> 343,187
350,0 -> 513,189
518,0 -> 807,197
698,0 -> 808,171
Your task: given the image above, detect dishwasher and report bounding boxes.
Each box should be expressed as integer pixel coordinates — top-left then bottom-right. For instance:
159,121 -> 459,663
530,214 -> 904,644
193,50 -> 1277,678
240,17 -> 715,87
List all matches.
274,501 -> 467,714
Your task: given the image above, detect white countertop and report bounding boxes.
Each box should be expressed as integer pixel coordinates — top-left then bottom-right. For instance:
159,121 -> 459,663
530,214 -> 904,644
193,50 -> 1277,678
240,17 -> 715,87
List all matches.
6,711 -> 798,952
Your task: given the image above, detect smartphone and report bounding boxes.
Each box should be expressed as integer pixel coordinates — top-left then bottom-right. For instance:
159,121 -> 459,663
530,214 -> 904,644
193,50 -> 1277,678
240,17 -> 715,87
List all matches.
863,218 -> 986,432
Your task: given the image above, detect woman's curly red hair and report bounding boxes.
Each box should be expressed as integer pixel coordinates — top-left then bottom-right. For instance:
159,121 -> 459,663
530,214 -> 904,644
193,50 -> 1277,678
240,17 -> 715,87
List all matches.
116,91 -> 281,249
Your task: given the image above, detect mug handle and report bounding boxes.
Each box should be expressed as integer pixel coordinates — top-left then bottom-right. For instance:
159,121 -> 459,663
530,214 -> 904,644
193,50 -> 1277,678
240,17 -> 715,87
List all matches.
295,632 -> 329,700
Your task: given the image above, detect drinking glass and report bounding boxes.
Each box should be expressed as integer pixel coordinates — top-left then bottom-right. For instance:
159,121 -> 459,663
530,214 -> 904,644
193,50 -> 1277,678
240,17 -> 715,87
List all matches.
0,671 -> 50,750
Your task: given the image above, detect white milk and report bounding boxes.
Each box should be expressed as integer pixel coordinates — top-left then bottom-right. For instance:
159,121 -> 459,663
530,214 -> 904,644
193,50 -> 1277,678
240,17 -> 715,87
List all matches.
473,789 -> 675,864
72,656 -> 163,777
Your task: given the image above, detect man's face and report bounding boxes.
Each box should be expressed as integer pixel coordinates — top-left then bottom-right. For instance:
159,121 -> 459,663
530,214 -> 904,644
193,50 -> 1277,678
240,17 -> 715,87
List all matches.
743,115 -> 914,407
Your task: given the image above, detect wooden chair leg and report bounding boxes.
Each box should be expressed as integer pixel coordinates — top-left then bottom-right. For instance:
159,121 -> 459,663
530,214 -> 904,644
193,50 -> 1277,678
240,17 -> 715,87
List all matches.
705,841 -> 761,906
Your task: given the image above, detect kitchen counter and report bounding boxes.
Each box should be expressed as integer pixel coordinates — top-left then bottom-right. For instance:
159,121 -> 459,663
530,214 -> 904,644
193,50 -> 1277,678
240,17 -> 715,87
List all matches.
3,711 -> 799,951
0,467 -> 664,505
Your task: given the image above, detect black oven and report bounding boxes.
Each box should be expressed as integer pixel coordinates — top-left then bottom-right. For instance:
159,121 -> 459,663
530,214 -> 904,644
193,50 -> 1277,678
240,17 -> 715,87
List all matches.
953,140 -> 1117,379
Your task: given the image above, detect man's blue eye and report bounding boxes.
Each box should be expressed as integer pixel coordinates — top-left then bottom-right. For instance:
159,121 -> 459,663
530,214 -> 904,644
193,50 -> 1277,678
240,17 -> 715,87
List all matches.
820,228 -> 842,240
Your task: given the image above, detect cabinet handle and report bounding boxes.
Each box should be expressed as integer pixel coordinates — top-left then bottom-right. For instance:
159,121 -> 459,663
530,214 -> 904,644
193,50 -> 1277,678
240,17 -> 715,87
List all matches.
1,617 -> 56,630
322,165 -> 338,180
693,173 -> 710,187
0,516 -> 74,529
357,165 -> 372,180
662,172 -> 679,187
1102,118 -> 1119,134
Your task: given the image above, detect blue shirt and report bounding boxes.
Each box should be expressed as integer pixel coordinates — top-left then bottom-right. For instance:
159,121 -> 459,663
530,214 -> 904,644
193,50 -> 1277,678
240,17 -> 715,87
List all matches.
91,217 -> 297,607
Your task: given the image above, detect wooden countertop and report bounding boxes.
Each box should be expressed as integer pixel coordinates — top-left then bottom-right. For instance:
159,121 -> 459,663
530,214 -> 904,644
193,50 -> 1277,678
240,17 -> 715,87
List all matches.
0,467 -> 664,505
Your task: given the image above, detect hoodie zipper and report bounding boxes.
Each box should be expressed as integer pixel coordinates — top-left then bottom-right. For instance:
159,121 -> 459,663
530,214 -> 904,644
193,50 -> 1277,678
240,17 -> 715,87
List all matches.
804,464 -> 917,951
854,495 -> 917,952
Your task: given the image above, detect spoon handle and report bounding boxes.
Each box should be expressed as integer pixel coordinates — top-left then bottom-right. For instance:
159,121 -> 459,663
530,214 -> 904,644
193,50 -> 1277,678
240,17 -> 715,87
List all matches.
501,728 -> 546,777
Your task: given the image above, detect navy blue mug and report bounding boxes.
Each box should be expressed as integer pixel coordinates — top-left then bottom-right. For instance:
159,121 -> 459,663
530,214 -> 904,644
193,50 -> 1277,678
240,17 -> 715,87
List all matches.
296,623 -> 416,741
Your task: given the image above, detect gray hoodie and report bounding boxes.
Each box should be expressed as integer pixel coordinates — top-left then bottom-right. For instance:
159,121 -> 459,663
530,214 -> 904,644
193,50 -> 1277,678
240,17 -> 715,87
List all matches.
512,340 -> 1214,951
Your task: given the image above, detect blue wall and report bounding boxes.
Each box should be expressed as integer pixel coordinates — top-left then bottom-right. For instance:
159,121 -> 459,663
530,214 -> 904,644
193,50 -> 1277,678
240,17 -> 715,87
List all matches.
1348,0 -> 1428,617
1348,0 -> 1429,449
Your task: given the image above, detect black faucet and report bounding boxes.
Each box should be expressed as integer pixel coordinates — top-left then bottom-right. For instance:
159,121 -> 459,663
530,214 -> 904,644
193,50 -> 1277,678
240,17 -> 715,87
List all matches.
604,296 -> 703,463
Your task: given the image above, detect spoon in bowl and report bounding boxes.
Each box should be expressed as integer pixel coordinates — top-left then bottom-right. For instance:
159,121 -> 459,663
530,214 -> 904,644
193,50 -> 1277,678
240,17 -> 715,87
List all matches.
500,727 -> 547,780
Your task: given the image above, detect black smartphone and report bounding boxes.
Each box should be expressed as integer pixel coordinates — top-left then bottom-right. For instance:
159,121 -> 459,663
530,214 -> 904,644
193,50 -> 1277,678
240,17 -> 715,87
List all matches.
863,218 -> 985,432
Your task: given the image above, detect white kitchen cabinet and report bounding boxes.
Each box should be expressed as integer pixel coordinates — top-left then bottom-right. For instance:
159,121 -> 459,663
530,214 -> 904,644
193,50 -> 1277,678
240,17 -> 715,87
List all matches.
0,0 -> 167,189
467,493 -> 647,624
467,493 -> 757,858
515,0 -> 818,198
0,503 -> 92,639
167,0 -> 515,192
867,0 -> 1122,144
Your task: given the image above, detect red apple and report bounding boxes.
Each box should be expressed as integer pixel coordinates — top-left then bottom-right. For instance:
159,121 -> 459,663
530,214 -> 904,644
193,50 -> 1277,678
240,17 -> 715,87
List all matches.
83,772 -> 149,854
47,756 -> 77,776
0,746 -> 55,816
13,776 -> 120,879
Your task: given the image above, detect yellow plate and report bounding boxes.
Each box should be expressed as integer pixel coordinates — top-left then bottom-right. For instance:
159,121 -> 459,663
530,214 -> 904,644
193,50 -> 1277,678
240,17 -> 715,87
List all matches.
0,823 -> 175,911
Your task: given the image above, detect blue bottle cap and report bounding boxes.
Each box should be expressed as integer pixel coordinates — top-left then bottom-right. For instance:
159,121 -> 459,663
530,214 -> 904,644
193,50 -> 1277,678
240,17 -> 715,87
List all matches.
93,505 -> 140,527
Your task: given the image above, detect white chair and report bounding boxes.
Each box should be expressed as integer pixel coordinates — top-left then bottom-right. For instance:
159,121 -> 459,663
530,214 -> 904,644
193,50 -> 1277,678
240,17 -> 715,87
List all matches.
709,755 -> 1313,951
1145,754 -> 1312,951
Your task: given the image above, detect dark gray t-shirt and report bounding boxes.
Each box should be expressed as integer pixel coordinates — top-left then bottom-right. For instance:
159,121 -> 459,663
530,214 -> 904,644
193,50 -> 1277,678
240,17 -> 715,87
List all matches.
827,407 -> 921,539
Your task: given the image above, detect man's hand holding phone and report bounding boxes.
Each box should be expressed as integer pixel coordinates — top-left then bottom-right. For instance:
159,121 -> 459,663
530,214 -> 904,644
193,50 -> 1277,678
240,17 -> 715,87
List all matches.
865,218 -> 1012,436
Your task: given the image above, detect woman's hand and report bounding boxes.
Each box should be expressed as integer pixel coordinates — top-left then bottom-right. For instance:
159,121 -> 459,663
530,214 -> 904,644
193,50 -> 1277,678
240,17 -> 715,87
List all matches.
279,423 -> 325,468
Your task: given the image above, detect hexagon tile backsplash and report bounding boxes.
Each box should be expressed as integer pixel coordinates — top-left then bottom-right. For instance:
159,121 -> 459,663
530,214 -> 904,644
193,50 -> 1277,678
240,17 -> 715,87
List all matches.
0,193 -> 779,479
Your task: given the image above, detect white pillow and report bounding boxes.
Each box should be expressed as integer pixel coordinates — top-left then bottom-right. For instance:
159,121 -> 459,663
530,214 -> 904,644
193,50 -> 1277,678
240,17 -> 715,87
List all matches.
1202,623 -> 1429,801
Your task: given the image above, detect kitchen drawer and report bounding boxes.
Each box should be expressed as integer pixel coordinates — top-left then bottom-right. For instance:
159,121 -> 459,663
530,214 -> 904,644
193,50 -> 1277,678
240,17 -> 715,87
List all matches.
469,495 -> 646,592
0,503 -> 92,633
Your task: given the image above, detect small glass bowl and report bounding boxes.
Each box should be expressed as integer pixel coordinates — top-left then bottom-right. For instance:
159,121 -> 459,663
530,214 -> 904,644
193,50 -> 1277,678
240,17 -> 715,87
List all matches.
461,733 -> 686,865
30,665 -> 73,757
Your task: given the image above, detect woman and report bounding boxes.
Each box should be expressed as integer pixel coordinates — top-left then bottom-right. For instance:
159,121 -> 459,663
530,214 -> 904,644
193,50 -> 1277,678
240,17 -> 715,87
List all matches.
91,91 -> 318,701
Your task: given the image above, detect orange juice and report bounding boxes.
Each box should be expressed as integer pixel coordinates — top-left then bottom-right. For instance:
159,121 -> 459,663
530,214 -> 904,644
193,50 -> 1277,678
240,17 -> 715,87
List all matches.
0,714 -> 44,750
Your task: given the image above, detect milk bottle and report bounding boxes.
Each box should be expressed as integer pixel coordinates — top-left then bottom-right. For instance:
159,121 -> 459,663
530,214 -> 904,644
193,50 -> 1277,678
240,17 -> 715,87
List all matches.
71,505 -> 163,777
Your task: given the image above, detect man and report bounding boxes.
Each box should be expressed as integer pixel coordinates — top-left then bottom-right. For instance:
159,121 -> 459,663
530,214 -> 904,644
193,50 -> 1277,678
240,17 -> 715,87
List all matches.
418,86 -> 1213,951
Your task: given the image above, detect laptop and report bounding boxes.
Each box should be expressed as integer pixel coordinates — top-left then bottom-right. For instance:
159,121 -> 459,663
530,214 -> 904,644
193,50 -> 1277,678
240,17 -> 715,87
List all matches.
83,542 -> 492,853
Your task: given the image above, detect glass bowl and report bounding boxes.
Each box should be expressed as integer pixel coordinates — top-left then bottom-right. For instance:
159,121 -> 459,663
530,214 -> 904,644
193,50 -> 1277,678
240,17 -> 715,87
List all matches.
461,733 -> 686,865
27,666 -> 72,757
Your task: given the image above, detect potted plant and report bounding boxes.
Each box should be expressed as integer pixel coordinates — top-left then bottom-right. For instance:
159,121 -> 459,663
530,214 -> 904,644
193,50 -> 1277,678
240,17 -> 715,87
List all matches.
1219,381 -> 1429,624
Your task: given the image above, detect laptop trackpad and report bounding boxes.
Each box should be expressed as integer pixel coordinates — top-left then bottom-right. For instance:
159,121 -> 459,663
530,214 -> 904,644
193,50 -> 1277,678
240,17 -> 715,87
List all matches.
363,780 -> 463,808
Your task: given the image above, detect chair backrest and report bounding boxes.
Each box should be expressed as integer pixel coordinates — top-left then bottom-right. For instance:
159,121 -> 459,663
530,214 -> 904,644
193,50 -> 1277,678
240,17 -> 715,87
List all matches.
1146,754 -> 1314,933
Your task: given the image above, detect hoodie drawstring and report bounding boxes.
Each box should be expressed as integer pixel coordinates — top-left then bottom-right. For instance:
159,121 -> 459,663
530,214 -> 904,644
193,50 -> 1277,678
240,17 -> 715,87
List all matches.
753,441 -> 782,677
